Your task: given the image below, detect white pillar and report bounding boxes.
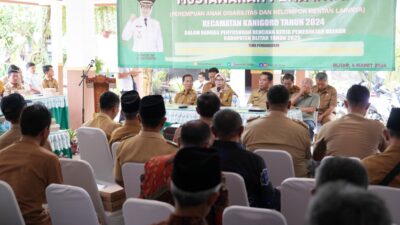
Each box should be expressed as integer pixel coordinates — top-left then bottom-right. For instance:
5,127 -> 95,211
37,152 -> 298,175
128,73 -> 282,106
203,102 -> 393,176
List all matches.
229,69 -> 246,107
50,2 -> 63,67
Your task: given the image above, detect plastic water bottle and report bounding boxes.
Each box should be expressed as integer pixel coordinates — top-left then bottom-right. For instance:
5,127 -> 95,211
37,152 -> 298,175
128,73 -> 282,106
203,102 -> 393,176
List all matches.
232,95 -> 239,108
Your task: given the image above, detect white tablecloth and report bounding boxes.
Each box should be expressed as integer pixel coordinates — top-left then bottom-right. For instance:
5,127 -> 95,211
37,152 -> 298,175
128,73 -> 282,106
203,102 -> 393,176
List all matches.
166,106 -> 303,125
48,130 -> 71,157
26,95 -> 67,109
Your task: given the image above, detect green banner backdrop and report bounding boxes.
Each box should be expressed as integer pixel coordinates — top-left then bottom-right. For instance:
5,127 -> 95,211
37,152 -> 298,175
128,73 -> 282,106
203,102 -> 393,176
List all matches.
117,0 -> 396,71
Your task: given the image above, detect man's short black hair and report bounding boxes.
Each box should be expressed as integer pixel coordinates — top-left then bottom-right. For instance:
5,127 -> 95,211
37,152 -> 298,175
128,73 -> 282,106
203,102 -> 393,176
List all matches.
389,129 -> 400,139
316,72 -> 328,81
197,92 -> 220,118
208,68 -> 219,74
267,85 -> 289,107
181,120 -> 211,147
1,93 -> 27,123
261,71 -> 273,81
212,109 -> 242,138
307,181 -> 391,225
42,65 -> 53,74
282,73 -> 294,82
26,62 -> 35,69
316,157 -> 368,190
8,65 -> 20,75
182,74 -> 193,83
99,91 -> 120,110
20,104 -> 52,137
346,84 -> 370,107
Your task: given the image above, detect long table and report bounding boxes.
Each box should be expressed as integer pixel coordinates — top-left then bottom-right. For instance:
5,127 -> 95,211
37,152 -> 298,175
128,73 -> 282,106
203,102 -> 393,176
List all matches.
26,95 -> 69,129
166,105 -> 303,125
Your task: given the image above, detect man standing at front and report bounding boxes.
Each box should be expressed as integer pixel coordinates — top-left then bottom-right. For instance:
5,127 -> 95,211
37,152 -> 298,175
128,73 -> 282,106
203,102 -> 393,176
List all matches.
174,74 -> 197,105
247,71 -> 273,108
122,0 -> 163,52
242,85 -> 311,177
312,72 -> 337,125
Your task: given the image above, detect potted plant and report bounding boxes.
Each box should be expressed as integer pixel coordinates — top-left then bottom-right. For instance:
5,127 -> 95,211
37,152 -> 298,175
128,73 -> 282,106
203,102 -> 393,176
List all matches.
67,129 -> 78,155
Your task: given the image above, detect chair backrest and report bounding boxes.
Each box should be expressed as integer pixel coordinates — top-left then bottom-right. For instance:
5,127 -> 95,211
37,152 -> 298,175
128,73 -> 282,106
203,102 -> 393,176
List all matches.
46,183 -> 100,225
0,180 -> 25,225
254,149 -> 295,187
281,178 -> 316,225
321,155 -> 361,164
111,142 -> 120,160
369,185 -> 400,225
77,127 -> 115,183
59,158 -> 108,225
123,198 -> 174,225
122,163 -> 145,198
223,205 -> 287,225
222,172 -> 249,206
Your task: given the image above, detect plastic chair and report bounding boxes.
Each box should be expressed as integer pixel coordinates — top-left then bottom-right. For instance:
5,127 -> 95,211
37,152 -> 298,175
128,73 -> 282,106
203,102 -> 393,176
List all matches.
281,178 -> 316,225
0,180 -> 25,225
369,185 -> 400,225
223,205 -> 287,225
122,163 -> 145,198
46,183 -> 100,225
123,198 -> 174,225
254,149 -> 295,187
77,127 -> 115,183
111,142 -> 120,160
222,172 -> 249,206
59,159 -> 123,225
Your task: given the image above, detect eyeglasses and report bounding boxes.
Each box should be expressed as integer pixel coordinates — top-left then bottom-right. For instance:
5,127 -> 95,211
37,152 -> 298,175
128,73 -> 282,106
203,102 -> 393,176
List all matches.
215,79 -> 224,81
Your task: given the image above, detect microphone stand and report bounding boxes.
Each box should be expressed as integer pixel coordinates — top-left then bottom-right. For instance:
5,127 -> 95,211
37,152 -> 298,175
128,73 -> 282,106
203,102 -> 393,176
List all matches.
79,61 -> 94,124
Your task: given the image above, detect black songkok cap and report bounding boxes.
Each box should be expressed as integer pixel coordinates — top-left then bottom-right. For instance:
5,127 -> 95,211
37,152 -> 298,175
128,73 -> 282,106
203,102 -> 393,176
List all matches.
387,108 -> 400,131
121,90 -> 140,114
172,147 -> 221,192
139,95 -> 166,120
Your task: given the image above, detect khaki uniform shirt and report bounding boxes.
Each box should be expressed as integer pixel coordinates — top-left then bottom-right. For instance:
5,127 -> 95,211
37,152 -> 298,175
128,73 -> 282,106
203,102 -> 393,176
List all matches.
174,89 -> 197,105
4,83 -> 26,96
294,93 -> 320,121
312,85 -> 337,115
0,124 -> 52,151
0,140 -> 63,225
289,85 -> 301,96
211,86 -> 234,107
0,80 -> 5,95
42,78 -> 59,91
241,111 -> 311,177
247,88 -> 268,108
109,120 -> 141,145
202,82 -> 215,93
315,113 -> 388,159
114,131 -> 178,183
362,145 -> 400,188
83,112 -> 121,140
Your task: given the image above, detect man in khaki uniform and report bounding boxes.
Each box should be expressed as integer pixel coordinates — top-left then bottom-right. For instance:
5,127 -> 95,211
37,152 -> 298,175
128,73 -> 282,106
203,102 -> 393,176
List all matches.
312,72 -> 337,125
174,74 -> 197,105
362,108 -> 400,188
114,95 -> 178,186
247,71 -> 273,108
42,65 -> 59,91
109,90 -> 141,145
0,104 -> 63,225
83,91 -> 121,139
314,85 -> 388,161
4,68 -> 26,96
202,67 -> 219,93
282,73 -> 300,98
0,93 -> 52,151
211,73 -> 235,107
242,85 -> 311,177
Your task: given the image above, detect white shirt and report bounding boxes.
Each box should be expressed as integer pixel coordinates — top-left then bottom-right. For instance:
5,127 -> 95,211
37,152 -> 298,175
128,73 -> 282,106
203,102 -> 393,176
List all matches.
118,68 -> 137,92
23,73 -> 42,91
194,80 -> 206,93
122,16 -> 163,52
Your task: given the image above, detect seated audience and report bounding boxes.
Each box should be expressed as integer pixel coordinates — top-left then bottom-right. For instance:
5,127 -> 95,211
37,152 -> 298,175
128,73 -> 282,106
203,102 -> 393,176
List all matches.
153,147 -> 222,225
24,62 -> 42,94
202,67 -> 219,93
247,71 -> 273,108
0,104 -> 63,225
83,91 -> 121,139
109,90 -> 141,145
0,93 -> 52,151
174,74 -> 197,105
142,120 -> 227,225
211,73 -> 235,106
114,95 -> 178,186
315,156 -> 368,191
212,109 -> 280,209
282,73 -> 300,98
291,78 -> 320,140
306,181 -> 391,225
242,85 -> 311,177
312,72 -> 337,125
4,66 -> 25,96
173,91 -> 220,143
362,108 -> 400,188
42,65 -> 59,91
314,85 -> 387,161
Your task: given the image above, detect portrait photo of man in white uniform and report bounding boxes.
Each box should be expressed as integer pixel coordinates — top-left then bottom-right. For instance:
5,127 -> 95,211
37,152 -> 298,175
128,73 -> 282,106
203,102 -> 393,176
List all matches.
122,0 -> 163,52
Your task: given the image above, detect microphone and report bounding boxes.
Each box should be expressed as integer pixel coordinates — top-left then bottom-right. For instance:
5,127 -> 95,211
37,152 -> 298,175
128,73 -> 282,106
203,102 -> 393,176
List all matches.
88,59 -> 95,68
217,87 -> 221,92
